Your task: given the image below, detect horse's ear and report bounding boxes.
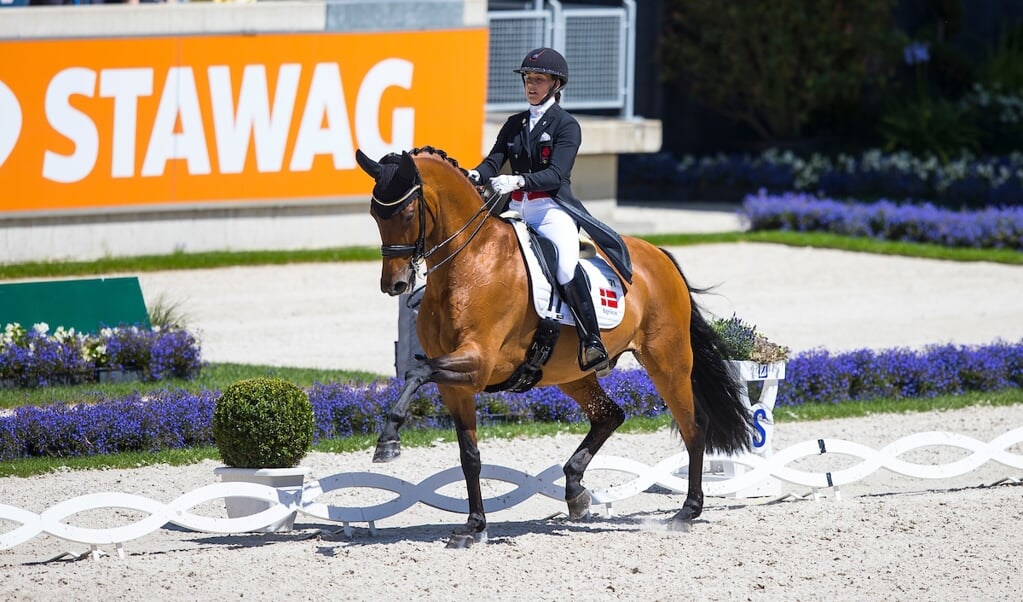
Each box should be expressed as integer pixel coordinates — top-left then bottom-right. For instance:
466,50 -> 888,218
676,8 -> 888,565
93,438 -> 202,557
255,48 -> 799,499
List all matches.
355,149 -> 381,178
398,151 -> 417,182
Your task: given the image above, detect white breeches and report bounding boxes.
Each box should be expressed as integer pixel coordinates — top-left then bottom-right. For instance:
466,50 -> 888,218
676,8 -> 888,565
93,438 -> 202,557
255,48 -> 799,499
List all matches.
509,196 -> 579,284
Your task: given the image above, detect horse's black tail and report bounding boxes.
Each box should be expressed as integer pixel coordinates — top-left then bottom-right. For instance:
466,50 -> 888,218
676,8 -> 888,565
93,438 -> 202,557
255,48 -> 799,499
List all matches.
662,249 -> 753,455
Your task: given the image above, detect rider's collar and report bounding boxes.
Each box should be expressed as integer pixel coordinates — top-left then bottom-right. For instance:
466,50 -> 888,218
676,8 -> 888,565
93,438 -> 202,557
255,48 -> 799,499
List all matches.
529,96 -> 556,119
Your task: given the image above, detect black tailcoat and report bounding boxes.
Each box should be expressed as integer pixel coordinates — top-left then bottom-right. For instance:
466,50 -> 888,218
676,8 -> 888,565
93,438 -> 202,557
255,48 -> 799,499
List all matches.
476,104 -> 633,283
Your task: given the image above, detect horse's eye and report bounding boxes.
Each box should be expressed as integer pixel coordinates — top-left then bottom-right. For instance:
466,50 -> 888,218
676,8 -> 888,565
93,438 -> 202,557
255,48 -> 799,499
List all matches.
402,207 -> 415,224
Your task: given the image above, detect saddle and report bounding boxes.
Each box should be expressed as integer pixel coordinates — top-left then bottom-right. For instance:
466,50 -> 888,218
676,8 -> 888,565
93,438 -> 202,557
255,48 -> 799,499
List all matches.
503,212 -> 626,329
484,212 -> 627,393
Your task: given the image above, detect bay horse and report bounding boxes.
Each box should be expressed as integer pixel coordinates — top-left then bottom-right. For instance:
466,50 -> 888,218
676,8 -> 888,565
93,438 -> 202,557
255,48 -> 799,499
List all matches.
355,146 -> 751,547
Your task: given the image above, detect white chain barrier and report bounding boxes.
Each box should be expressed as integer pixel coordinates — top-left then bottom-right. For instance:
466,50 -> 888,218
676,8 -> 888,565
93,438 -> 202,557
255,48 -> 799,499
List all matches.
3,426 -> 1022,555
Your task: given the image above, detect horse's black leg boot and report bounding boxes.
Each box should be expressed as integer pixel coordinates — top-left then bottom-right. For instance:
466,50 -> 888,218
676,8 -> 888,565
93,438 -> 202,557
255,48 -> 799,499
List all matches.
561,264 -> 610,375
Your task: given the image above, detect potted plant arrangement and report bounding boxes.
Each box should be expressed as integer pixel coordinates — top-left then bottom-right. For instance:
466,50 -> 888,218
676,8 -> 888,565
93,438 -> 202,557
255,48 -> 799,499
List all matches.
708,314 -> 789,497
711,314 -> 789,379
212,377 -> 315,532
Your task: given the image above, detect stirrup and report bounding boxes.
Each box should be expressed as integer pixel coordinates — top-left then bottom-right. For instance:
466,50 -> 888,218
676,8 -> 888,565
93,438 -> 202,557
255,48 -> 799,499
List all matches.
579,344 -> 610,376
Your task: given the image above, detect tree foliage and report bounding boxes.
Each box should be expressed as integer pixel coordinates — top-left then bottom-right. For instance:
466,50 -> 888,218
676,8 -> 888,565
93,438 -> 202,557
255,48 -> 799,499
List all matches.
660,1 -> 906,139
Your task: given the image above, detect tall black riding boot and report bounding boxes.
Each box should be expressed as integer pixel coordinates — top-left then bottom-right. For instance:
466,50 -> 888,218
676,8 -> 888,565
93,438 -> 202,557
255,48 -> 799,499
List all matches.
560,264 -> 610,374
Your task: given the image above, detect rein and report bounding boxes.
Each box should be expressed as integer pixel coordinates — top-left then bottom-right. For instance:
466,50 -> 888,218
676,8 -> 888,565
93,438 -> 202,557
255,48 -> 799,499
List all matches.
381,185 -> 507,281
422,190 -> 506,276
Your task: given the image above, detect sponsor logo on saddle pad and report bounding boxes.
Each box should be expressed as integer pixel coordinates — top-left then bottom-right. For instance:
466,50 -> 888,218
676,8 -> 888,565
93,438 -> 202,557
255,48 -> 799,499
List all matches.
508,219 -> 626,329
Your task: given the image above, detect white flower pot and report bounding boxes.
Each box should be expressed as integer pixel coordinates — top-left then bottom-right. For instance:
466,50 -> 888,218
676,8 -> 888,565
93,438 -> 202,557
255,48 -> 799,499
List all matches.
213,466 -> 311,533
705,361 -> 787,498
729,360 -> 786,454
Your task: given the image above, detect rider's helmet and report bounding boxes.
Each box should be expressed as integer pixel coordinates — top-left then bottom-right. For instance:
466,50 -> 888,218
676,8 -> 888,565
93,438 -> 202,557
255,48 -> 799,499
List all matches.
514,48 -> 569,88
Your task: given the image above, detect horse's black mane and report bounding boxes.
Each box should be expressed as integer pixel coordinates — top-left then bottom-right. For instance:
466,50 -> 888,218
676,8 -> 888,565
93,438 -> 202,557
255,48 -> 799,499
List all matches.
411,146 -> 477,186
410,145 -> 461,169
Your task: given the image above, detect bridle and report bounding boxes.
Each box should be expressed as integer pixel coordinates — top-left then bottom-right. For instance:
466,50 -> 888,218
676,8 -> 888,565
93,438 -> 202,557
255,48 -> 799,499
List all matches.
377,176 -> 506,288
376,183 -> 427,261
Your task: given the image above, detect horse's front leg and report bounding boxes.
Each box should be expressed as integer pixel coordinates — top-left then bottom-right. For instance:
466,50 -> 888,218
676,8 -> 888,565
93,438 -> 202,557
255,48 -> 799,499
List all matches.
373,350 -> 486,462
405,347 -> 492,547
558,376 -> 626,520
441,386 -> 488,549
373,362 -> 435,463
422,348 -> 489,386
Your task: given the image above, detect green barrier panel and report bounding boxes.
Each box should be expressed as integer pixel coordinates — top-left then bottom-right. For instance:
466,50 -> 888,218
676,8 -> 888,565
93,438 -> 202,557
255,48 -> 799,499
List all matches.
0,277 -> 151,334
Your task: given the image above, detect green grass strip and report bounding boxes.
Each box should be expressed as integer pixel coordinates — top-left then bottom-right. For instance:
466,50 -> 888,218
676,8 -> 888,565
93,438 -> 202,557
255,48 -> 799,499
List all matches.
2,231 -> 1021,281
0,447 -> 220,479
0,246 -> 381,280
773,388 -> 1023,422
638,231 -> 1023,264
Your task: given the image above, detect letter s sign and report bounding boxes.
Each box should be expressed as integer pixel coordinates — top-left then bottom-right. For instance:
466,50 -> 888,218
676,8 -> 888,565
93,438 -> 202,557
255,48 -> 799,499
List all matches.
752,407 -> 768,449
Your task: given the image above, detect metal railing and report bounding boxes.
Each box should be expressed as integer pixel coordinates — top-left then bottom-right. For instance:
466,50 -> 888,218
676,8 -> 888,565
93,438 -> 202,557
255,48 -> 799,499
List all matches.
487,1 -> 635,118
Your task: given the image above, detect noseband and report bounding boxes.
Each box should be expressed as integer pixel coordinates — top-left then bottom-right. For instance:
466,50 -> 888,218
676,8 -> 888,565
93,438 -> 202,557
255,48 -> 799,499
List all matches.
376,183 -> 427,260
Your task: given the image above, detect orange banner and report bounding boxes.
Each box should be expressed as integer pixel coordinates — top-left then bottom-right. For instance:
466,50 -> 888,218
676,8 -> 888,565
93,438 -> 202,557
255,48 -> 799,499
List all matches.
0,29 -> 488,213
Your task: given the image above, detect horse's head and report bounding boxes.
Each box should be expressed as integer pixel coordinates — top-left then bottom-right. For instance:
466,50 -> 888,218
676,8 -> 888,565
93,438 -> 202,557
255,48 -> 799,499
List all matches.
355,149 -> 424,296
357,146 -> 494,297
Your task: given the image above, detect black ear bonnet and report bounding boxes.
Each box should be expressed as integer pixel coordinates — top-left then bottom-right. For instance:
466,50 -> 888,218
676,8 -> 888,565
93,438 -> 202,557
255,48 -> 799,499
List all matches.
355,150 -> 422,219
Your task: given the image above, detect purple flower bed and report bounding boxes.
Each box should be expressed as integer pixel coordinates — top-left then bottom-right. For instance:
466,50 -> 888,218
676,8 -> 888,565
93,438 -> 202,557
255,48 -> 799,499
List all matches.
1,390 -> 216,459
742,191 -> 1023,250
0,323 -> 203,388
619,150 -> 1023,209
778,341 -> 1023,406
2,341 -> 1020,462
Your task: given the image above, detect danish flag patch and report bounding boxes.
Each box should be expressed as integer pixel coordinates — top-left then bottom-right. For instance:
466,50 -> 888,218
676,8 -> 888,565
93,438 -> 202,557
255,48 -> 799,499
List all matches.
599,288 -> 619,309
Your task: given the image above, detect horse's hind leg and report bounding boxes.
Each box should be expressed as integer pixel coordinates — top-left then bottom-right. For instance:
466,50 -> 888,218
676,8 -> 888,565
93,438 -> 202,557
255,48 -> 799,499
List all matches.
558,376 -> 626,520
644,359 -> 706,524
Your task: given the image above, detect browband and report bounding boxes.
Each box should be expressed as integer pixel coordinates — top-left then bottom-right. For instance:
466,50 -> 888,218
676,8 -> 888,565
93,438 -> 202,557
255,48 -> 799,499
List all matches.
373,184 -> 422,208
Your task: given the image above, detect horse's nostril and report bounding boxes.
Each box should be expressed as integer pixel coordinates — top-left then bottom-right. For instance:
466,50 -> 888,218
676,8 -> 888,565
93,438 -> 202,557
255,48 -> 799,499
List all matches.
393,282 -> 408,295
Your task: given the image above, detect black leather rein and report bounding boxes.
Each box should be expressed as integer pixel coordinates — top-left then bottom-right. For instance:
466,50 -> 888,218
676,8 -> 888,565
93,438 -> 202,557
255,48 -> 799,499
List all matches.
377,182 -> 506,279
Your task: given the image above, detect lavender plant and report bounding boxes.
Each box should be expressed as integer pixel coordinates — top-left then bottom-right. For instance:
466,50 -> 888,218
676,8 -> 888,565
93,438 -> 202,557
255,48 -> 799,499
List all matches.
1,389 -> 215,459
3,341 -> 1020,462
778,341 -> 1023,406
0,322 -> 202,388
1,324 -> 92,388
711,314 -> 789,364
741,191 -> 1023,250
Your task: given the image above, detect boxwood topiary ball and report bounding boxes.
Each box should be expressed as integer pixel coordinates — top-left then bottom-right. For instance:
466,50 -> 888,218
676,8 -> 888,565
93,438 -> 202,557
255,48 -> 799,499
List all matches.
212,377 -> 314,468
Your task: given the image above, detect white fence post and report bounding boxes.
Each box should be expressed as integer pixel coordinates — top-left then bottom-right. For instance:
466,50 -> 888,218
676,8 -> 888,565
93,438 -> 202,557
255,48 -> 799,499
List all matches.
704,361 -> 786,497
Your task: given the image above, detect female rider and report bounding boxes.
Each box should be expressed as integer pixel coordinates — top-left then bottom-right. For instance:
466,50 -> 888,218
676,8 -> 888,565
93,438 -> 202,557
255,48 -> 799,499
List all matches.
468,48 -> 633,375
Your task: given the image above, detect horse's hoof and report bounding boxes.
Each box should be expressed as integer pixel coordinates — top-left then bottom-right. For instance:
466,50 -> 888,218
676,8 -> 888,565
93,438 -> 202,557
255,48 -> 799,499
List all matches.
445,529 -> 487,549
372,440 -> 401,463
666,517 -> 693,533
566,489 -> 592,520
668,499 -> 702,527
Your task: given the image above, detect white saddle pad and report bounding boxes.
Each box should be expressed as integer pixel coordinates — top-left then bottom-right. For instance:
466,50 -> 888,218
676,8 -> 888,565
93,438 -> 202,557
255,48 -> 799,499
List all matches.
507,216 -> 625,329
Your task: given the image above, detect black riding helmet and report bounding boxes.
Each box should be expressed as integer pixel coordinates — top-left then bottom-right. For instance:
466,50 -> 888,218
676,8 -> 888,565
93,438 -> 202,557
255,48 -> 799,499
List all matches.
514,47 -> 569,88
